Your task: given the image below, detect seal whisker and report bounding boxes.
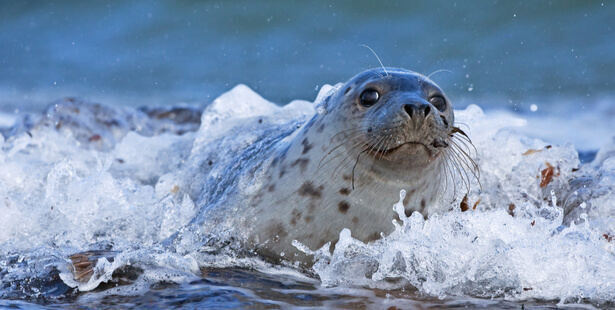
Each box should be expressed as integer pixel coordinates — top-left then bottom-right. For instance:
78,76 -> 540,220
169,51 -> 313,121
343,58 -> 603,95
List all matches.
440,150 -> 457,196
360,44 -> 388,77
445,147 -> 471,194
427,69 -> 454,79
449,139 -> 480,177
449,145 -> 482,192
451,142 -> 480,194
449,145 -> 472,189
328,127 -> 368,143
352,135 -> 388,190
319,130 -> 370,170
449,133 -> 481,184
436,156 -> 450,197
377,135 -> 395,161
328,133 -> 381,181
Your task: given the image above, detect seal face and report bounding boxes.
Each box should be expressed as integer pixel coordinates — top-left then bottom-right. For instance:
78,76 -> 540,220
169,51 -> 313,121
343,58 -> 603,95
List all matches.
248,68 -> 470,265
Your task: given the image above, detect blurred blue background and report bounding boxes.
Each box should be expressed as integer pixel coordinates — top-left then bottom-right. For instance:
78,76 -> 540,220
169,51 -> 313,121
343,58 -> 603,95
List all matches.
0,1 -> 613,112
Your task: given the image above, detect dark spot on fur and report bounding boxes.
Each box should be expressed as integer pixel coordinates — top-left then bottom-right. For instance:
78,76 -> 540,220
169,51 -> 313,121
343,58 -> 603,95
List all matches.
258,118 -> 263,124
291,158 -> 310,173
352,216 -> 359,225
301,138 -> 313,154
339,188 -> 350,196
279,166 -> 286,178
251,192 -> 264,207
365,232 -> 381,243
308,203 -> 316,213
297,182 -> 323,199
271,156 -> 279,167
338,201 -> 350,214
420,199 -> 426,213
267,222 -> 288,242
208,160 -> 213,166
267,184 -> 276,192
304,215 -> 314,223
291,209 -> 302,222
367,127 -> 372,133
342,174 -> 351,181
317,123 -> 325,133
344,86 -> 351,94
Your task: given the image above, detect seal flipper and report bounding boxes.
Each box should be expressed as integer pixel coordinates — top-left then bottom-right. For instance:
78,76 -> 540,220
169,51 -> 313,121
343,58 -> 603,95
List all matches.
69,250 -> 117,283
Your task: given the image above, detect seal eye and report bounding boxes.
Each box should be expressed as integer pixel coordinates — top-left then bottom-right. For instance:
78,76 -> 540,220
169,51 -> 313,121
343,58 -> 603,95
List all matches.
429,95 -> 447,112
360,89 -> 380,107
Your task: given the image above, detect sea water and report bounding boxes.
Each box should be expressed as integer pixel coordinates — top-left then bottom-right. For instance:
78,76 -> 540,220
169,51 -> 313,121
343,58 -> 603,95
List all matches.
0,84 -> 614,309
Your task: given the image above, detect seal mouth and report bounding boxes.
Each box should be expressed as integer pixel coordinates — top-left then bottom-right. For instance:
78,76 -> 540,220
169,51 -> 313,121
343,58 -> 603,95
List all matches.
367,141 -> 428,156
367,138 -> 449,157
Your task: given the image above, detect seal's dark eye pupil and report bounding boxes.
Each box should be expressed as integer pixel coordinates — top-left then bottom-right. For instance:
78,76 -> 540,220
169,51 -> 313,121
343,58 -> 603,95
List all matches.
429,96 -> 447,111
360,90 -> 379,107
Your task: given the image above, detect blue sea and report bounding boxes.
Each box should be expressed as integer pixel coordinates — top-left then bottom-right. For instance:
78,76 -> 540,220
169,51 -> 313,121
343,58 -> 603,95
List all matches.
1,1 -> 614,309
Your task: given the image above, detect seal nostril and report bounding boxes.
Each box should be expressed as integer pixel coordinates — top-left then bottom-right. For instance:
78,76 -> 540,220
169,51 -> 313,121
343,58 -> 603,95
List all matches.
404,104 -> 414,117
424,105 -> 431,116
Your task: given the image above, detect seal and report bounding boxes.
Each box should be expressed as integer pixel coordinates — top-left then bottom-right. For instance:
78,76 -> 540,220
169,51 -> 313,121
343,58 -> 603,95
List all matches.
244,67 -> 476,265
69,67 -> 477,281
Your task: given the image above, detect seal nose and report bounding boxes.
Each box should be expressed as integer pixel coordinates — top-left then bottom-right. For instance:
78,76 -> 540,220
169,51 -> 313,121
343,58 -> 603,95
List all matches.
403,103 -> 431,118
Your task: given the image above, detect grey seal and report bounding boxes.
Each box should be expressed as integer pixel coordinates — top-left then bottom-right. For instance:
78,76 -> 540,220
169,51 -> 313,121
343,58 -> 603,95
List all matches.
245,67 -> 476,265
69,67 -> 477,282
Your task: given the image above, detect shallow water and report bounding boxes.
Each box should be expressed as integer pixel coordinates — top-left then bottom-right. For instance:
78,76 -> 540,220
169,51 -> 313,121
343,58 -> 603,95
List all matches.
1,1 -> 615,309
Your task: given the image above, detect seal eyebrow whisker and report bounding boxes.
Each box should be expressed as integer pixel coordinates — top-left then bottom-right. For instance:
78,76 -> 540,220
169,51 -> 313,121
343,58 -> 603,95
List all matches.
360,44 -> 388,77
427,69 -> 454,79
